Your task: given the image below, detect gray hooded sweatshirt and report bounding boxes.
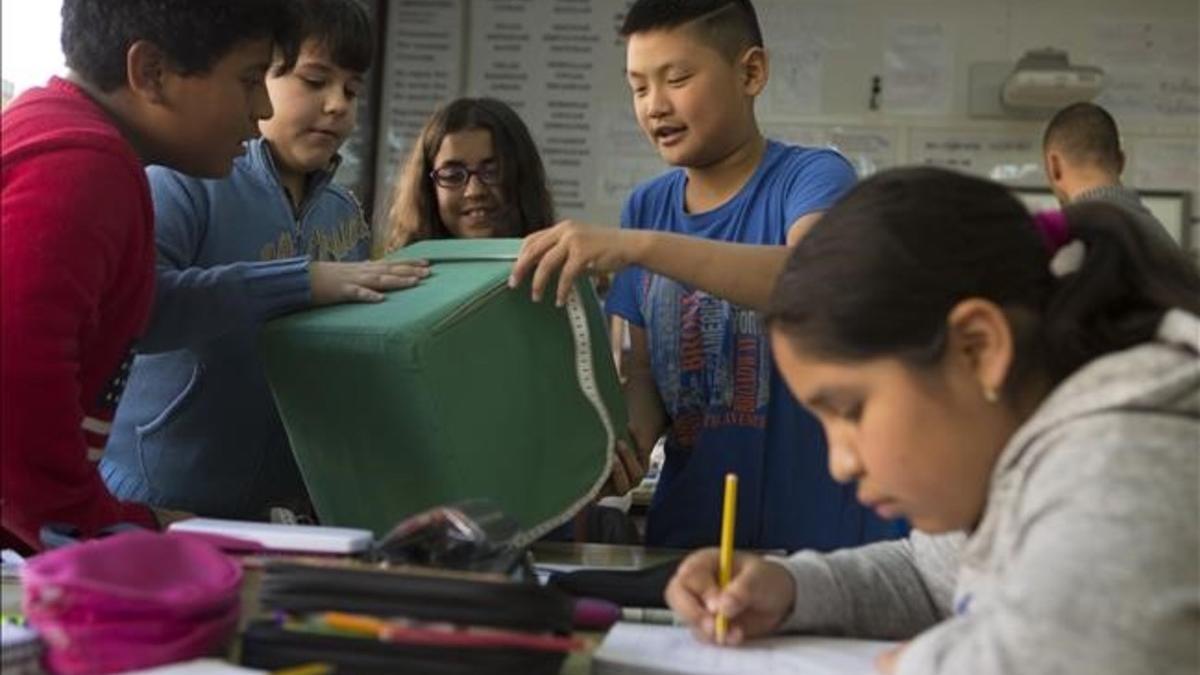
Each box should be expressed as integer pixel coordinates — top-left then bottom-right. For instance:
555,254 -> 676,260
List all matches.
771,310 -> 1199,675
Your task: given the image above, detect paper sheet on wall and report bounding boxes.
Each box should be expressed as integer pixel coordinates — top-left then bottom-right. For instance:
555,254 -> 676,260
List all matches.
759,0 -> 853,51
765,47 -> 824,117
909,128 -> 1042,185
467,1 -> 634,222
371,0 -> 464,225
882,21 -> 952,114
594,102 -> 664,208
1089,20 -> 1200,119
756,0 -> 855,117
1130,137 -> 1200,195
762,123 -> 829,148
764,124 -> 899,178
596,156 -> 668,208
597,102 -> 649,156
592,622 -> 895,675
467,0 -> 551,130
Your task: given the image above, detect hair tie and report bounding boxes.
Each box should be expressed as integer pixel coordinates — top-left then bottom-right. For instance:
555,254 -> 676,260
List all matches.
1033,210 -> 1071,255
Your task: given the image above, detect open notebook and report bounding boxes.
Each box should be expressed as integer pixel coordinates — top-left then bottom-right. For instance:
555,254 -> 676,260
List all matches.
592,623 -> 895,675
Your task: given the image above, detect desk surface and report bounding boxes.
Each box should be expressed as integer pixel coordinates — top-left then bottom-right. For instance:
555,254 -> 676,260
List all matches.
534,543 -> 685,675
532,541 -> 684,570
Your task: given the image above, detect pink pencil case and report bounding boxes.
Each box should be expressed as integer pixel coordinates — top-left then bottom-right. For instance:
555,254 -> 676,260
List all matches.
23,530 -> 242,674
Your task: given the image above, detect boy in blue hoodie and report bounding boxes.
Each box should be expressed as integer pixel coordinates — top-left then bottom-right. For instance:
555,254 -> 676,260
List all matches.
102,0 -> 427,518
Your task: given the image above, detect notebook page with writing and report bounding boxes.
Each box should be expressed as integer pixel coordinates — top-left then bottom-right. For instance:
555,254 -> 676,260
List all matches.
592,622 -> 895,675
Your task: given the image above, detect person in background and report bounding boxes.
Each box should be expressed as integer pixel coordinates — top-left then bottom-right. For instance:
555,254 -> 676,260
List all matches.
510,0 -> 905,551
1042,101 -> 1176,248
1,0 -> 299,552
666,167 -> 1199,675
102,0 -> 428,520
385,97 -> 555,251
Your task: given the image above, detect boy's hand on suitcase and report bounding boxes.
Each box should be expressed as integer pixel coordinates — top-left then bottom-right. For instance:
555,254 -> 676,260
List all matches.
310,260 -> 430,305
665,549 -> 796,646
601,438 -> 647,497
509,220 -> 646,307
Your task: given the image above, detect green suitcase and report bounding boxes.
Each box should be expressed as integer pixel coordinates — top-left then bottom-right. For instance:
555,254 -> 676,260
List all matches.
260,239 -> 625,542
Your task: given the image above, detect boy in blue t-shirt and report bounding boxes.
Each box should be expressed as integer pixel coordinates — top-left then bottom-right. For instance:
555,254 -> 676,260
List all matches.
102,0 -> 430,519
510,0 -> 906,550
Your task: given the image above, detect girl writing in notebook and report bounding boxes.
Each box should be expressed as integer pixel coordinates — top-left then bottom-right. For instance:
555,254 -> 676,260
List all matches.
665,167 -> 1199,675
384,97 -> 555,250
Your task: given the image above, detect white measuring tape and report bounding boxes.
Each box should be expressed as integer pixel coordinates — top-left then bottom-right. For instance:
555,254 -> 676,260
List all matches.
513,281 -> 618,547
432,254 -> 620,546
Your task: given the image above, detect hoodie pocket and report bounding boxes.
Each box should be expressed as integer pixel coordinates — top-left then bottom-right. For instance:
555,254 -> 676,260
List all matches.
135,360 -> 203,492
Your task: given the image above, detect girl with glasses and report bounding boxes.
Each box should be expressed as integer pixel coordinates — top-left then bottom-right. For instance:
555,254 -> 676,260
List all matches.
385,97 -> 555,250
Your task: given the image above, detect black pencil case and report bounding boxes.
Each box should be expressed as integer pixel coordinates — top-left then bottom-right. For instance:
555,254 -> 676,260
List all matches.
548,558 -> 682,608
242,559 -> 576,674
240,620 -> 568,675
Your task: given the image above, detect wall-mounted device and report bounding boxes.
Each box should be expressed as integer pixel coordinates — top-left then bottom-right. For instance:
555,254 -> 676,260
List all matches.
970,49 -> 1105,119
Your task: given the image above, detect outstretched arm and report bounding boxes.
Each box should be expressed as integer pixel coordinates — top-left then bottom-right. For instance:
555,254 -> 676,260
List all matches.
508,212 -> 821,311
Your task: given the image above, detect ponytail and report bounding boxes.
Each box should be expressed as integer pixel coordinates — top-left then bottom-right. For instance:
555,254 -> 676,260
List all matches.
1038,200 -> 1200,381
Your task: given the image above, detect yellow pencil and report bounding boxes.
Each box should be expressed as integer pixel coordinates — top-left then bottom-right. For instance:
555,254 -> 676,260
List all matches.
271,664 -> 333,675
321,611 -> 385,637
715,473 -> 738,644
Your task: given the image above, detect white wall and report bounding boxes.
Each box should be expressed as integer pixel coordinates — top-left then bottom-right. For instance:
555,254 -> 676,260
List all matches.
1,0 -> 65,96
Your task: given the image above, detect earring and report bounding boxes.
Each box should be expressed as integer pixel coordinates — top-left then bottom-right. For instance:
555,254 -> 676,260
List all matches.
829,447 -> 861,480
983,388 -> 999,404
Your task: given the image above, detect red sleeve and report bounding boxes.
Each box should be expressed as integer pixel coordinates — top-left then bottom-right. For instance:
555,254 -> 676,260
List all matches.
1,145 -> 158,550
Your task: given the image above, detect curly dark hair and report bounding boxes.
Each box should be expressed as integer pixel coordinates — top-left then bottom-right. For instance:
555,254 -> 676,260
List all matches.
286,0 -> 373,75
62,0 -> 301,92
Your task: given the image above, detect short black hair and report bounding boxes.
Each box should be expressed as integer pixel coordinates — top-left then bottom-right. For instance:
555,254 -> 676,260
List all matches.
619,0 -> 764,62
62,0 -> 301,92
290,0 -> 374,74
1043,102 -> 1123,174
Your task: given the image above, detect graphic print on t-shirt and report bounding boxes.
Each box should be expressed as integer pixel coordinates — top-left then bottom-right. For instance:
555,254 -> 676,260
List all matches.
644,276 -> 771,450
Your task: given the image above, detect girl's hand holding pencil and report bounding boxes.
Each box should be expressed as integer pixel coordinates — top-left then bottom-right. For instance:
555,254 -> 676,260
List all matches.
664,473 -> 798,646
664,547 -> 797,646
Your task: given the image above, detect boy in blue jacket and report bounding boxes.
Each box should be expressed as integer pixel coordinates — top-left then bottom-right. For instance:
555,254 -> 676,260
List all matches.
102,0 -> 428,518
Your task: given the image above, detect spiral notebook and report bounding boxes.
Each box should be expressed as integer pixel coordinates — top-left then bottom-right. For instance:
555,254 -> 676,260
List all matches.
592,622 -> 895,675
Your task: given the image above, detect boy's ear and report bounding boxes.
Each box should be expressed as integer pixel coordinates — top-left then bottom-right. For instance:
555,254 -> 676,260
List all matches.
125,40 -> 170,105
740,45 -> 768,96
1044,151 -> 1064,183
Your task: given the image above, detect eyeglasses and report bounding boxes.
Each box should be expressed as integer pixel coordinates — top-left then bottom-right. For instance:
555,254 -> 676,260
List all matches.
429,162 -> 501,189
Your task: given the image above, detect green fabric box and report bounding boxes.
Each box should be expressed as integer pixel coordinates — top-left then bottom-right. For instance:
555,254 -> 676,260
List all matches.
260,239 -> 625,542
